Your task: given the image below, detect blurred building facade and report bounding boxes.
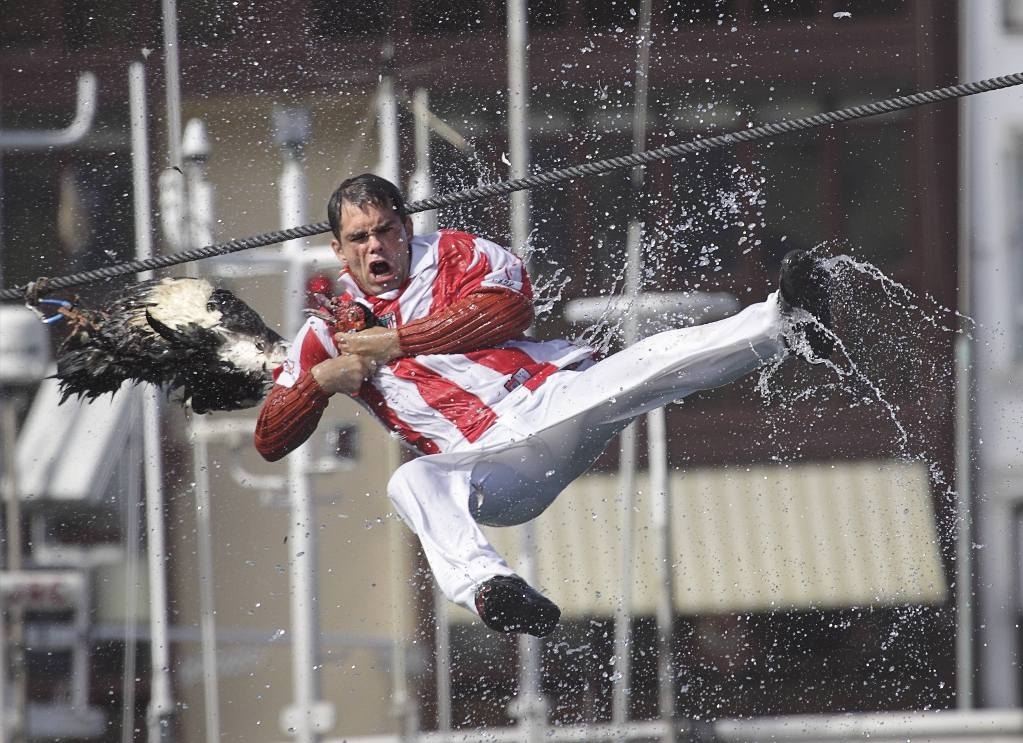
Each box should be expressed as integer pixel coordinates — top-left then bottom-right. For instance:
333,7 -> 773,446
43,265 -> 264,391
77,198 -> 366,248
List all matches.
961,0 -> 1023,712
3,1 -> 1016,741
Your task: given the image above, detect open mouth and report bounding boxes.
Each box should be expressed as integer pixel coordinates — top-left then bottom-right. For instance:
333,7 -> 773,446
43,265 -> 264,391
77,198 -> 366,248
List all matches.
369,259 -> 392,278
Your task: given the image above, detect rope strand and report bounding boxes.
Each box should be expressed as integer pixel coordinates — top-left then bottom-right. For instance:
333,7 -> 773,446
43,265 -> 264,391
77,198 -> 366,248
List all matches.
2,71 -> 1021,302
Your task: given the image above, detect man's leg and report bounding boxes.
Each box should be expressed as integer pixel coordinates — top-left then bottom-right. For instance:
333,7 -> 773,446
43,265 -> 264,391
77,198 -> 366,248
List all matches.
538,292 -> 789,429
387,456 -> 560,636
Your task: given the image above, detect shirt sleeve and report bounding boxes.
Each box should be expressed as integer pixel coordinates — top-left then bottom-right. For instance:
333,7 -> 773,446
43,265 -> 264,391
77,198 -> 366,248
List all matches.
254,317 -> 336,461
254,372 -> 331,461
433,231 -> 533,304
396,289 -> 533,356
393,233 -> 537,356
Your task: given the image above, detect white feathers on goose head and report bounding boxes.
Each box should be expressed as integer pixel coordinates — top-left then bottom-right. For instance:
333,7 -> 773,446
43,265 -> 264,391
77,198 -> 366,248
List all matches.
56,277 -> 289,413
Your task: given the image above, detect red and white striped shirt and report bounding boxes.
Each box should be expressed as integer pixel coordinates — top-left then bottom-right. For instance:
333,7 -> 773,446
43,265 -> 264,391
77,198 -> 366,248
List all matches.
273,230 -> 594,455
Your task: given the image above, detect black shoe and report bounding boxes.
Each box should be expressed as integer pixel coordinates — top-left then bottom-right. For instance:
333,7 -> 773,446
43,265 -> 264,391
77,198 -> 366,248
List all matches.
475,575 -> 561,637
779,249 -> 834,359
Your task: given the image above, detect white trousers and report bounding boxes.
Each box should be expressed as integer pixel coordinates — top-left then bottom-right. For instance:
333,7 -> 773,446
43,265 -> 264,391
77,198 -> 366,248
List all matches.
386,293 -> 789,614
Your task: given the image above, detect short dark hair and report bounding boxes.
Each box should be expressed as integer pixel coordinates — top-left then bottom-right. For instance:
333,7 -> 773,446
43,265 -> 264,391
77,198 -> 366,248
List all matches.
327,173 -> 408,240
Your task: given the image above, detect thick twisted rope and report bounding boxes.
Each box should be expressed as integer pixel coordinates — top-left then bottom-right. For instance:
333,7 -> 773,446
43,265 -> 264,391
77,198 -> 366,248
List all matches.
2,71 -> 1021,302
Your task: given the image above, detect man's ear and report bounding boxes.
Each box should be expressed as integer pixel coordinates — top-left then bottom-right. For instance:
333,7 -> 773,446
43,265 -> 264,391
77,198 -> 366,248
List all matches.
403,216 -> 414,240
330,238 -> 347,266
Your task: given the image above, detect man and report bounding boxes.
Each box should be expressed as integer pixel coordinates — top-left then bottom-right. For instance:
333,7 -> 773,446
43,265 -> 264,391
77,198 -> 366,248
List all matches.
255,173 -> 833,637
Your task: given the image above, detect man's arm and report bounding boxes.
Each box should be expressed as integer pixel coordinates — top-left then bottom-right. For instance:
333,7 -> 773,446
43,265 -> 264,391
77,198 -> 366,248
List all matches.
335,289 -> 534,364
254,373 -> 330,462
254,351 -> 375,462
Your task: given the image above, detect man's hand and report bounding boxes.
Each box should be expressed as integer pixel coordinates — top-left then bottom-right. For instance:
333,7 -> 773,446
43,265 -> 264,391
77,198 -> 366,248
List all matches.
334,326 -> 402,366
310,354 -> 378,395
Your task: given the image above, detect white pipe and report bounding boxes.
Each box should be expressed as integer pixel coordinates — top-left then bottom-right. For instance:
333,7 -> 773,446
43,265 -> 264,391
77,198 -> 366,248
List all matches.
612,220 -> 643,723
161,0 -> 183,170
409,89 -> 438,235
375,54 -> 401,187
955,0 -> 977,709
0,596 -> 6,743
506,1 -> 547,740
130,61 -> 154,279
120,424 -> 142,743
647,406 -> 675,734
280,126 -> 324,743
613,0 -> 654,720
0,72 -> 98,150
191,436 -> 222,743
432,586 -> 452,731
0,402 -> 25,743
130,61 -> 175,743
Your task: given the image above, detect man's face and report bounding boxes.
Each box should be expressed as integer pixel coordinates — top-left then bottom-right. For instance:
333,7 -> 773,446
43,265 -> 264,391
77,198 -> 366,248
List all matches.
331,200 -> 414,296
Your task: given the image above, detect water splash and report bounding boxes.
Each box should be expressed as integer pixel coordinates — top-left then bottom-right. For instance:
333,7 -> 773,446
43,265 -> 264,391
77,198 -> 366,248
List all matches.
828,254 -> 973,337
757,251 -> 968,465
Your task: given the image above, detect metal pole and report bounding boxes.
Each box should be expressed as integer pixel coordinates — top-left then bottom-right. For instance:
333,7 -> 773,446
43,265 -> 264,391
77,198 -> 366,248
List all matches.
409,89 -> 438,235
130,61 -> 174,743
1,401 -> 25,743
276,108 -> 329,743
121,418 -> 142,743
613,0 -> 655,725
955,2 -> 977,707
0,592 -> 7,743
192,438 -> 222,743
648,407 -> 676,736
178,116 -> 222,742
432,586 -> 452,732
161,0 -> 182,170
375,44 -> 401,187
507,1 -> 547,739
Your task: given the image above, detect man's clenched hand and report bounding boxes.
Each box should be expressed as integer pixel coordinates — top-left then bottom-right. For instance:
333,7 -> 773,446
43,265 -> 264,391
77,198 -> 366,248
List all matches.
334,326 -> 402,366
311,354 -> 378,395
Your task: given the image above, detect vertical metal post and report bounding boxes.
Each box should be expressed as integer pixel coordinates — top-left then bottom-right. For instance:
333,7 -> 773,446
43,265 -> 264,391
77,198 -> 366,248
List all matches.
409,89 -> 438,235
191,438 -> 222,743
0,591 -> 7,743
370,64 -> 419,737
121,418 -> 142,743
1,401 -> 25,743
955,2 -> 977,708
613,0 -> 655,726
432,585 -> 452,732
130,61 -> 175,743
178,117 -> 222,743
161,0 -> 183,171
276,107 -> 330,743
375,45 -> 401,187
648,407 -> 676,737
507,1 -> 548,739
